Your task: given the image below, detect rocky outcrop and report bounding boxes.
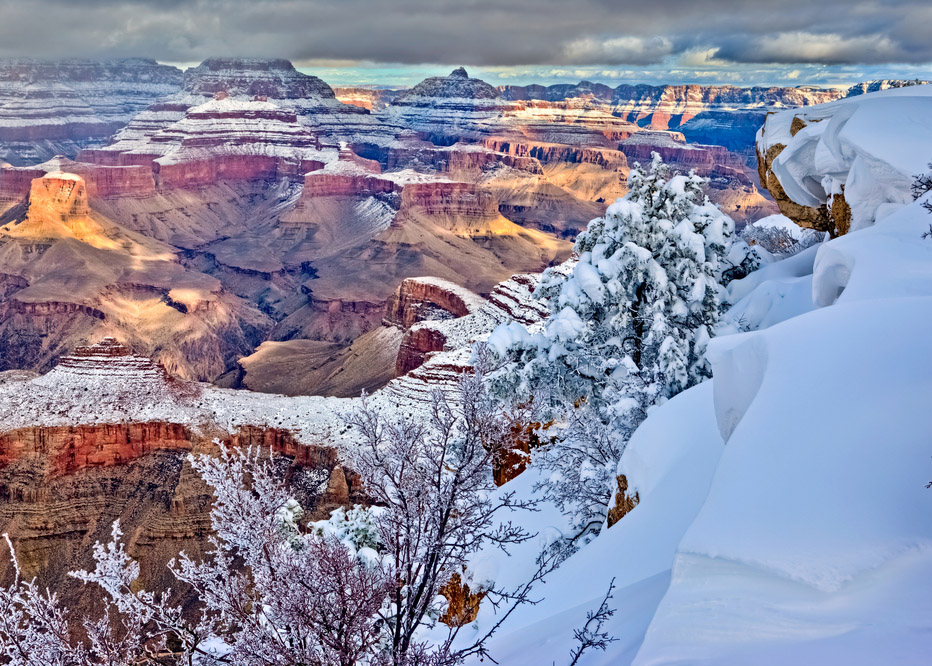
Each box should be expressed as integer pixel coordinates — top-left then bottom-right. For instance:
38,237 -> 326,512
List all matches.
0,334 -> 365,620
439,571 -> 486,627
395,181 -> 503,230
386,277 -> 486,376
385,68 -> 510,141
384,271 -> 550,402
395,324 -> 451,376
606,474 -> 640,528
385,276 -> 485,329
756,137 -> 832,232
182,58 -> 337,101
0,59 -> 182,165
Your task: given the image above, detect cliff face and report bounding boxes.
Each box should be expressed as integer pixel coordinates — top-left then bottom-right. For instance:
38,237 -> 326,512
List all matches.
385,276 -> 484,329
498,82 -> 845,157
385,277 -> 486,376
0,337 -> 360,618
0,59 -> 183,165
0,420 -> 355,621
0,173 -> 272,380
482,138 -> 627,170
385,272 -> 548,385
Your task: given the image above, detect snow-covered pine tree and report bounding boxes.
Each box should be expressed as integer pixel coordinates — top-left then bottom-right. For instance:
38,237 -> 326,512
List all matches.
487,153 -> 747,537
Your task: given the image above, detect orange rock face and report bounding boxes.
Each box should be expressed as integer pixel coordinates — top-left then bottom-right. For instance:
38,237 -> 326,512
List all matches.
385,277 -> 481,329
396,181 -> 500,227
482,138 -> 628,170
0,419 -> 359,622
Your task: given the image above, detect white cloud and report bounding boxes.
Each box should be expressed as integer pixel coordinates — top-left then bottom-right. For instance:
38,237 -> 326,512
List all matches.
560,35 -> 674,65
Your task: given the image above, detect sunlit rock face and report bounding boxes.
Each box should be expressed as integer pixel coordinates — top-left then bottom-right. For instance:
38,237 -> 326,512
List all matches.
0,339 -> 359,629
500,81 -> 846,158
0,172 -> 271,380
0,58 -> 182,165
333,87 -> 403,111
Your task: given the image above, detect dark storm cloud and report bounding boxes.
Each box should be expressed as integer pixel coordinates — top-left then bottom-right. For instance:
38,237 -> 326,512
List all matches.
0,0 -> 929,66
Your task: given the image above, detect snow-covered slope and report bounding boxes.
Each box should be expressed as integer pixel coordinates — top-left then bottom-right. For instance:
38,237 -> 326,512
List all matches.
464,93 -> 932,665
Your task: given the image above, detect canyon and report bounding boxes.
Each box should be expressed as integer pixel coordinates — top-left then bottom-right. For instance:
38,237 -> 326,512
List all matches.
0,56 -> 928,661
0,57 -> 885,392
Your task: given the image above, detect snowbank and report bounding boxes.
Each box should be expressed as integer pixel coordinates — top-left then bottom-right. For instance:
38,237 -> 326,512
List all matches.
758,84 -> 932,231
633,195 -> 932,664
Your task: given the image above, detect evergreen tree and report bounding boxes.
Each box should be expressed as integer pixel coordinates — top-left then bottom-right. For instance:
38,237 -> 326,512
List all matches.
487,153 -> 750,537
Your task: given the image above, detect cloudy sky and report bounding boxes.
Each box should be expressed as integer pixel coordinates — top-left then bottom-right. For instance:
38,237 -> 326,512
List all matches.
1,0 -> 930,86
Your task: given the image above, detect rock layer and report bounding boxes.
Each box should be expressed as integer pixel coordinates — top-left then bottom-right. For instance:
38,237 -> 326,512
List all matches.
0,59 -> 182,165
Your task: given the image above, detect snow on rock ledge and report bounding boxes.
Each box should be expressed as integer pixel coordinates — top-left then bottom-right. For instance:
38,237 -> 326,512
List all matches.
757,84 -> 932,235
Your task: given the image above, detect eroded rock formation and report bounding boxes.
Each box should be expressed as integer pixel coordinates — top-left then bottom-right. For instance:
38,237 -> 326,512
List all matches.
0,58 -> 182,165
0,339 -> 360,622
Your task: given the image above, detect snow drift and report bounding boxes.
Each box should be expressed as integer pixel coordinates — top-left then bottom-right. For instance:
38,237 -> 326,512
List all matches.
758,83 -> 932,233
465,87 -> 932,665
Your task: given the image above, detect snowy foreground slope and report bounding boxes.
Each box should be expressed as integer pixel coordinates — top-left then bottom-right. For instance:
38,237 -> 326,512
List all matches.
463,98 -> 932,664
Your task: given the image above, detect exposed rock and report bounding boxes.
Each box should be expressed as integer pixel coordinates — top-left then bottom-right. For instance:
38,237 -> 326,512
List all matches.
756,139 -> 832,232
831,185 -> 852,236
385,69 -> 509,141
606,474 -> 640,528
387,277 -> 486,375
482,138 -> 627,169
385,276 -> 485,329
384,271 -> 551,404
439,571 -> 485,627
0,174 -> 272,380
0,58 -> 183,165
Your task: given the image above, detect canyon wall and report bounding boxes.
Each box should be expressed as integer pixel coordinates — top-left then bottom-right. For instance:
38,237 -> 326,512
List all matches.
0,59 -> 182,165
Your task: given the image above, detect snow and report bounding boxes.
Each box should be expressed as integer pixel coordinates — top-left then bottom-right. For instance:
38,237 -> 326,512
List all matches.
749,213 -> 810,239
464,381 -> 724,665
758,84 -> 932,230
466,92 -> 932,664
